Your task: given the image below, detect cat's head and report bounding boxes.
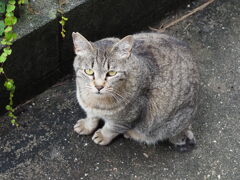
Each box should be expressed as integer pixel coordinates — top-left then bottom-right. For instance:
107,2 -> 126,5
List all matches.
72,32 -> 138,105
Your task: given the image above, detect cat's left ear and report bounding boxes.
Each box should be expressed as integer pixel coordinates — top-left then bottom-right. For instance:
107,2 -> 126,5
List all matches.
72,32 -> 94,56
111,35 -> 133,59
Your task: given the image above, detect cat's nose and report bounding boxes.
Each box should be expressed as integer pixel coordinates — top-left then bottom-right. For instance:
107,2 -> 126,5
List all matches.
95,85 -> 104,91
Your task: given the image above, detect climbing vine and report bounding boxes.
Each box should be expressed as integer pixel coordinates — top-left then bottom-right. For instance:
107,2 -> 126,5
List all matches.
58,1 -> 68,38
0,0 -> 27,126
58,11 -> 68,38
0,0 -> 68,126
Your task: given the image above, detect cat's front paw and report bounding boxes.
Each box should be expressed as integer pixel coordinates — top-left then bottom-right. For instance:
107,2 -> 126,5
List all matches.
92,129 -> 112,145
74,118 -> 97,135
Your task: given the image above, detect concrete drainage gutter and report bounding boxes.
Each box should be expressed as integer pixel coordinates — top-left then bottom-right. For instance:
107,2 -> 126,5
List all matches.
0,0 -> 192,114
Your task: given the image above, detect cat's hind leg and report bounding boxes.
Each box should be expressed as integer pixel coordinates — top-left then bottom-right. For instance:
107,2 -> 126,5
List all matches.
124,129 -> 156,144
124,129 -> 145,141
169,127 -> 196,152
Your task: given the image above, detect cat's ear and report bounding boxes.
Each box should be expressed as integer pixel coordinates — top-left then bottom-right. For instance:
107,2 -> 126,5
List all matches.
72,32 -> 94,56
111,35 -> 133,59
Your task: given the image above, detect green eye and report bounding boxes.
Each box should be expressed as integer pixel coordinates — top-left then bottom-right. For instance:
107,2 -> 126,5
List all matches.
84,69 -> 94,75
107,71 -> 117,76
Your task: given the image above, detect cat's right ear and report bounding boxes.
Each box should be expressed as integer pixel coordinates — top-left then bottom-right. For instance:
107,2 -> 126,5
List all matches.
72,32 -> 94,56
110,35 -> 133,59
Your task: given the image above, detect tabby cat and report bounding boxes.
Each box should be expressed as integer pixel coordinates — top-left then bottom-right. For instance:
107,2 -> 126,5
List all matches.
72,32 -> 199,151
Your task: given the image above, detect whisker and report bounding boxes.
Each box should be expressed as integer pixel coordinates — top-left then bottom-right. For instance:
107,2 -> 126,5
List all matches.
105,89 -> 124,104
109,92 -> 120,103
109,88 -> 132,97
110,89 -> 128,99
78,85 -> 92,94
106,88 -> 130,105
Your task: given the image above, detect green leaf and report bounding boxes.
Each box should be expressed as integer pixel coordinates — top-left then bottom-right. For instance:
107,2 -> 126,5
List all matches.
5,17 -> 13,25
0,55 -> 7,63
18,0 -> 23,5
8,112 -> 13,117
4,26 -> 12,33
61,31 -> 65,38
5,32 -> 12,41
6,41 -> 13,45
59,20 -> 64,25
11,119 -> 16,125
6,4 -> 15,13
4,47 -> 12,55
4,79 -> 14,91
12,17 -> 17,25
2,52 -> 8,57
0,67 -> 4,74
62,16 -> 68,21
5,105 -> 12,111
0,1 -> 5,13
9,0 -> 16,5
5,32 -> 17,41
1,39 -> 7,45
5,12 -> 14,17
13,32 -> 17,39
0,20 -> 5,36
5,16 -> 17,25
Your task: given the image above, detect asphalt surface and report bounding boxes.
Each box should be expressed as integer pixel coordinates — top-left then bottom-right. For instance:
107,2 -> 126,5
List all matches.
0,0 -> 239,179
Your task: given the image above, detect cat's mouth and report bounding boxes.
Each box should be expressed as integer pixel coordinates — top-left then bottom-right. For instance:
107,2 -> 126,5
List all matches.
93,91 -> 108,96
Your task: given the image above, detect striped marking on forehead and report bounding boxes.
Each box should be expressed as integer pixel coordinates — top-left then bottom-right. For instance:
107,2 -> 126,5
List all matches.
94,49 -> 109,69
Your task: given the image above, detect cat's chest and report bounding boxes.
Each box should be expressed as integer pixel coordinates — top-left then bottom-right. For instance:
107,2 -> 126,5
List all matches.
84,105 -> 125,120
